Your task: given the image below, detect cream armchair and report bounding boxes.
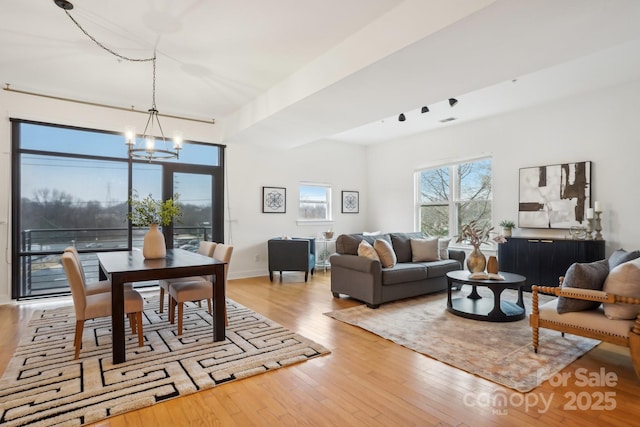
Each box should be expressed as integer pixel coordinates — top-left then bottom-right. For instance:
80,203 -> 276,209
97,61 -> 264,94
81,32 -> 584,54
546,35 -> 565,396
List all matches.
530,284 -> 640,377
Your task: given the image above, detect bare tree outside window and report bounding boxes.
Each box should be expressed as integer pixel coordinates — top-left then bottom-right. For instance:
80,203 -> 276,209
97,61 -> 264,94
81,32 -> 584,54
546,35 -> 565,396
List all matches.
418,158 -> 492,237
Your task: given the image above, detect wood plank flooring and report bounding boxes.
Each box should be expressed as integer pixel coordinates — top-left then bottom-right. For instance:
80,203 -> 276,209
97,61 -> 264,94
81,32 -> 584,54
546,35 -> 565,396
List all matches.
1,272 -> 638,426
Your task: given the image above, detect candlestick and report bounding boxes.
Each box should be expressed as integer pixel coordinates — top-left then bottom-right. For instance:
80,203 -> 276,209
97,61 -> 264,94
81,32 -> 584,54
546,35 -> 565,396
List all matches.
594,201 -> 602,213
594,211 -> 603,240
586,208 -> 594,219
586,218 -> 594,240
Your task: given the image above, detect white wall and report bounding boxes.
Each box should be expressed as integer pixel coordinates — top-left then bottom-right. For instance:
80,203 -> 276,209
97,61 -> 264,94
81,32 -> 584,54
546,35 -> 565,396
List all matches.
366,78 -> 640,255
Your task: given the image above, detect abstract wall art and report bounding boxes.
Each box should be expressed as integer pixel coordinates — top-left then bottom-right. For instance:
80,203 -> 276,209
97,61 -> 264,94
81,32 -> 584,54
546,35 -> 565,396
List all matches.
262,186 -> 286,213
518,161 -> 591,229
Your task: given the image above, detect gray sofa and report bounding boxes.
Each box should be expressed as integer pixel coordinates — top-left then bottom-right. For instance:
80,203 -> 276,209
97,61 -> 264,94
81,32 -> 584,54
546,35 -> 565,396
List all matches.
330,232 -> 465,308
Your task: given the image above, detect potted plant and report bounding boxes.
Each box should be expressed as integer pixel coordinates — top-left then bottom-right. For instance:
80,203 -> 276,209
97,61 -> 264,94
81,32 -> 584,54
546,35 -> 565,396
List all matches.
128,192 -> 182,259
499,220 -> 516,237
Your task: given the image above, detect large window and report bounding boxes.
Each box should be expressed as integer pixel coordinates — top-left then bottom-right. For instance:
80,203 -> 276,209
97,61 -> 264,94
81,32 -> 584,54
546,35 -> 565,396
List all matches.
11,119 -> 224,299
298,183 -> 332,221
417,157 -> 492,238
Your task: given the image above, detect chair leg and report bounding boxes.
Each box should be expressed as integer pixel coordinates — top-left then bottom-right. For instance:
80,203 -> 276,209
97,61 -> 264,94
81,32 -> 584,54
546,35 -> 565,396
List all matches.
169,297 -> 175,324
304,271 -> 308,282
74,320 -> 84,359
269,271 -> 273,281
136,313 -> 144,347
177,302 -> 184,335
159,287 -> 165,313
128,313 -> 136,334
207,299 -> 212,314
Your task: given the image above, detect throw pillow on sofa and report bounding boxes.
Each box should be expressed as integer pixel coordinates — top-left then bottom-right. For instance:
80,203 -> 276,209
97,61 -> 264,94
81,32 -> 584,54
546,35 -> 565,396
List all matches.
603,257 -> 640,320
358,240 -> 380,261
556,259 -> 609,314
439,238 -> 451,260
374,239 -> 397,268
410,237 -> 440,262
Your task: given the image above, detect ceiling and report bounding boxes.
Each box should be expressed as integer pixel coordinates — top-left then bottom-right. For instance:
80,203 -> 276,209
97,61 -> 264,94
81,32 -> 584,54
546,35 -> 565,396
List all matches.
2,0 -> 640,149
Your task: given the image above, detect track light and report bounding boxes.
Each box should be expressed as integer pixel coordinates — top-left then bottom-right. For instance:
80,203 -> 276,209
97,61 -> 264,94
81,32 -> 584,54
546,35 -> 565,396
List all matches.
398,113 -> 406,122
449,98 -> 458,107
421,106 -> 429,113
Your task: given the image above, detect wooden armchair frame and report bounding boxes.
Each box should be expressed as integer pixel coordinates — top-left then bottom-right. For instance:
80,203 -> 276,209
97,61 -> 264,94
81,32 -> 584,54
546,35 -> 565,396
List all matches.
530,283 -> 640,378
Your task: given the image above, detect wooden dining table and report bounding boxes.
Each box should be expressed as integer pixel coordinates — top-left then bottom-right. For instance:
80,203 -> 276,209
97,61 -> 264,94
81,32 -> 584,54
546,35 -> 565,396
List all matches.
97,249 -> 226,364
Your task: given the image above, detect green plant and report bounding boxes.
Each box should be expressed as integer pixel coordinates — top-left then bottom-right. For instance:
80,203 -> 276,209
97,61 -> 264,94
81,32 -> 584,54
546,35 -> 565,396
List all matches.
128,192 -> 182,227
499,220 -> 516,228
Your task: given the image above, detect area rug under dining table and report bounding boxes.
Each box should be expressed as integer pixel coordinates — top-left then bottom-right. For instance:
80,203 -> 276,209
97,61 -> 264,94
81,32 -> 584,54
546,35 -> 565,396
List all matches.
325,286 -> 599,393
0,295 -> 329,426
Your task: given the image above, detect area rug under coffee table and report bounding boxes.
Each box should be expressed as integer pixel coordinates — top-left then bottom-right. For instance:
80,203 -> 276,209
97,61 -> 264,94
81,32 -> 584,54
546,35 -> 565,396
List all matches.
0,296 -> 329,426
325,286 -> 599,393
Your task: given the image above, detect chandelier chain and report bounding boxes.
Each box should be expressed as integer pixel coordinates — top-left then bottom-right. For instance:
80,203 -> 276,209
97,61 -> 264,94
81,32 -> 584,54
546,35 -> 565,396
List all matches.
63,9 -> 154,63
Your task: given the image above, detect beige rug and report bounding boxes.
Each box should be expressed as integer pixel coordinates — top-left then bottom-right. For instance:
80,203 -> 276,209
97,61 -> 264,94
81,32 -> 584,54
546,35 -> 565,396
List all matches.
0,296 -> 329,426
325,286 -> 599,393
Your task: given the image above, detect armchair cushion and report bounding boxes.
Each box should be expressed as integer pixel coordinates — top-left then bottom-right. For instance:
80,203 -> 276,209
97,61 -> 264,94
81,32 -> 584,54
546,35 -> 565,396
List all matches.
608,248 -> 640,270
603,257 -> 640,320
557,259 -> 609,314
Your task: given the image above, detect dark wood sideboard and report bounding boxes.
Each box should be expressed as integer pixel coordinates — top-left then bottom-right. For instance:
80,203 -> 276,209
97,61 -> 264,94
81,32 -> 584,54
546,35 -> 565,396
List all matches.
497,237 -> 605,290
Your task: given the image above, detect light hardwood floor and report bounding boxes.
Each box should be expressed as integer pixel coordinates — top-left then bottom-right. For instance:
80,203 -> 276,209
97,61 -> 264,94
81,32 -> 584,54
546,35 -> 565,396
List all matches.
1,272 -> 638,426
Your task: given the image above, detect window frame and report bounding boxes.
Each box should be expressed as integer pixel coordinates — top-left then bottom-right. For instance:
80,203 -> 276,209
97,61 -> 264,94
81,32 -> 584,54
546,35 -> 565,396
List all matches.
415,156 -> 493,241
297,182 -> 333,223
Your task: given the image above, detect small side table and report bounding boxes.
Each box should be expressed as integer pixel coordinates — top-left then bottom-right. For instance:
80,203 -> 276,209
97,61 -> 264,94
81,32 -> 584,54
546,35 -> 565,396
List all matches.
316,238 -> 335,273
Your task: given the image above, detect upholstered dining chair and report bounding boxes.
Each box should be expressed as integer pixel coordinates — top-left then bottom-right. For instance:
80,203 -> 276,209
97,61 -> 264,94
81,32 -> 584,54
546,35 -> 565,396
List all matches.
158,241 -> 217,313
168,243 -> 233,335
61,252 -> 145,359
64,247 -> 133,295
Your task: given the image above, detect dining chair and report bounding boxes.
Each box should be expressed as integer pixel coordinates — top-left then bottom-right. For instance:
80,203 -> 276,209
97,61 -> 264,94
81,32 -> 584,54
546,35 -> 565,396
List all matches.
61,252 -> 145,359
64,247 -> 133,295
168,243 -> 233,335
158,241 -> 217,313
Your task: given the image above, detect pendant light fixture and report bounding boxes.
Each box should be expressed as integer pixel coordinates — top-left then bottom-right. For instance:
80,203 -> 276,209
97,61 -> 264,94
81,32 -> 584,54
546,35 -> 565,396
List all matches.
54,0 -> 182,161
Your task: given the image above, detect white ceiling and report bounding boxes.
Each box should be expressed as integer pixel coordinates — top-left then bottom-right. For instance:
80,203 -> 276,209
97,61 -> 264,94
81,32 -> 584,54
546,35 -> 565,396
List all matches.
2,0 -> 640,149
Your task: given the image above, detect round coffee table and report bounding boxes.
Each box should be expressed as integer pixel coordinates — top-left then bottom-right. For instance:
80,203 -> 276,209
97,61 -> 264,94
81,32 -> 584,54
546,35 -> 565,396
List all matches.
446,270 -> 527,322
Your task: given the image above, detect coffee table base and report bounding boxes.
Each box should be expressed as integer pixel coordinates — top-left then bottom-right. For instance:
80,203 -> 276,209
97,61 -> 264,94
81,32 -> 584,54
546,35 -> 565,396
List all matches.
448,296 -> 525,322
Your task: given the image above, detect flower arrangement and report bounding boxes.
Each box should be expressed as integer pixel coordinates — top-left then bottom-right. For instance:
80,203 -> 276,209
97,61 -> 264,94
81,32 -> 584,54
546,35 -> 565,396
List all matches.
456,220 -> 506,249
128,191 -> 182,227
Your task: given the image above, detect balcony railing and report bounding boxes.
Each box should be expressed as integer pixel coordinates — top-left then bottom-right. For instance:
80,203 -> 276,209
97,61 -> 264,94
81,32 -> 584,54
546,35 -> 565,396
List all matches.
17,226 -> 211,299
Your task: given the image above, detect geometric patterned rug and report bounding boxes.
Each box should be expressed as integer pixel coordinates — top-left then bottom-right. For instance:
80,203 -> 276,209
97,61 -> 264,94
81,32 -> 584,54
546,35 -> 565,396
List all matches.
0,296 -> 329,426
325,286 -> 599,393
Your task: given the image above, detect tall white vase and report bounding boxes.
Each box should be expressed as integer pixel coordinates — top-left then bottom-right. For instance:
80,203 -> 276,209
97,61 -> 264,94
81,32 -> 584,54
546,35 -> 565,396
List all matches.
143,224 -> 166,259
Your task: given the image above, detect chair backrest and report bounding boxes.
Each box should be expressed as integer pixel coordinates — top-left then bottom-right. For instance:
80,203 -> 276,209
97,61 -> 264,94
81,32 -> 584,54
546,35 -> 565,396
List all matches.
198,241 -> 217,257
64,247 -> 86,282
61,251 -> 87,320
213,243 -> 234,278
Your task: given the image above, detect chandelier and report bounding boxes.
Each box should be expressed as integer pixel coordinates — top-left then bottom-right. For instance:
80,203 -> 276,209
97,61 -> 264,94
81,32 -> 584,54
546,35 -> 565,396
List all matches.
54,0 -> 182,161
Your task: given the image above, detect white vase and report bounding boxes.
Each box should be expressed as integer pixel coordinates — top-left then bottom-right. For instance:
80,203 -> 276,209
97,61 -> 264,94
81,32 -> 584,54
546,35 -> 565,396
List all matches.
143,224 -> 166,259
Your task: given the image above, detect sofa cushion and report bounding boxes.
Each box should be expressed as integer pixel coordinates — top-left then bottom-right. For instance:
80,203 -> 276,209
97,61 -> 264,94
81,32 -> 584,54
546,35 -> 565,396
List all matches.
556,259 -> 609,314
374,239 -> 397,268
357,240 -> 379,261
439,238 -> 451,260
390,232 -> 426,263
381,263 -> 428,285
410,238 -> 440,262
421,259 -> 463,278
603,257 -> 640,320
608,248 -> 640,270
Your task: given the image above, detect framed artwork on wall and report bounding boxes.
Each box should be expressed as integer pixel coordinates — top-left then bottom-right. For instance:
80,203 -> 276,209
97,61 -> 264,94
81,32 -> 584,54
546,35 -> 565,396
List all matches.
518,161 -> 591,229
341,190 -> 359,214
262,186 -> 286,213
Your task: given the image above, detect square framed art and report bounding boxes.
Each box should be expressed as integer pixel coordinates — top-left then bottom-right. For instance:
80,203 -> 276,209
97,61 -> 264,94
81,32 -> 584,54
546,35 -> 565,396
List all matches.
262,186 -> 286,213
518,161 -> 591,228
341,190 -> 359,213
